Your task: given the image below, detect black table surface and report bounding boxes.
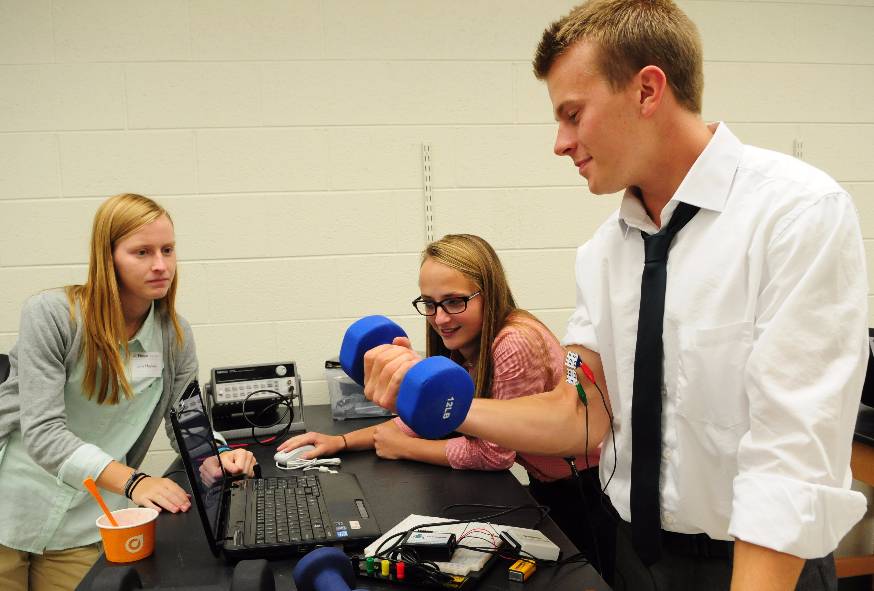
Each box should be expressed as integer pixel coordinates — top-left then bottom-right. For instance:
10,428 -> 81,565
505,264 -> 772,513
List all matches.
78,405 -> 609,591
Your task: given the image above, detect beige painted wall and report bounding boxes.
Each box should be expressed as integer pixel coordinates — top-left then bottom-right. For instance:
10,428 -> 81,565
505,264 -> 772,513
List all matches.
1,0 -> 872,555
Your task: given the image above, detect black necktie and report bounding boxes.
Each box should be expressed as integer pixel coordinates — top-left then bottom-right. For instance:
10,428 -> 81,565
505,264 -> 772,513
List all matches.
631,201 -> 700,566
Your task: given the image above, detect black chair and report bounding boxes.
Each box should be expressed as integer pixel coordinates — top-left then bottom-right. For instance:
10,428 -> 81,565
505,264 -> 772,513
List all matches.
0,353 -> 9,384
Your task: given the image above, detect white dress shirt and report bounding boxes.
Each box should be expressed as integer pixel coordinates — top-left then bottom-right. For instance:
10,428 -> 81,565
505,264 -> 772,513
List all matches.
562,122 -> 868,559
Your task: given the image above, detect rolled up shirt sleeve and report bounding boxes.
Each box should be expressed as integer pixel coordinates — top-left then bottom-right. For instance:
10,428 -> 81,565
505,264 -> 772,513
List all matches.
58,443 -> 115,490
731,473 -> 866,558
445,436 -> 516,471
392,416 -> 417,437
729,192 -> 868,557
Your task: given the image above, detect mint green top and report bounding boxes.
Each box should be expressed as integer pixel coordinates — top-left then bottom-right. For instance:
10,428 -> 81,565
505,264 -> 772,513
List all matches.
0,292 -> 197,553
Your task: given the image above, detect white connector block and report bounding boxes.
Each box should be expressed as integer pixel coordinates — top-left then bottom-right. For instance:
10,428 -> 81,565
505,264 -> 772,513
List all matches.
495,526 -> 561,561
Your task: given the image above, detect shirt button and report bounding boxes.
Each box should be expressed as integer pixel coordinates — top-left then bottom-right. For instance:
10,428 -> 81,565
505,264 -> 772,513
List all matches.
664,513 -> 675,525
663,448 -> 673,459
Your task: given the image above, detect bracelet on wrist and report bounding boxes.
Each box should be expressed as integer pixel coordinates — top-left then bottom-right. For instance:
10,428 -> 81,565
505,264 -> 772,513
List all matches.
125,472 -> 150,499
340,434 -> 348,450
216,445 -> 232,454
123,471 -> 143,498
122,471 -> 140,499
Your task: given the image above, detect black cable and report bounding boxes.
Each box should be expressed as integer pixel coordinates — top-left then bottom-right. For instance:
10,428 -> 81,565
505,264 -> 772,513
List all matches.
589,380 -> 617,494
240,389 -> 294,445
584,390 -> 591,470
440,502 -> 550,527
565,456 -> 603,576
442,502 -> 516,512
372,504 -> 550,560
587,380 -> 660,590
367,501 -> 599,586
454,544 -> 501,554
562,372 -> 620,583
366,503 -> 593,590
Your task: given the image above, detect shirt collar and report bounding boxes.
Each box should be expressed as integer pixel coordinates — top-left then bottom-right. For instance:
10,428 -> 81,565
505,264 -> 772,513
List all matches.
128,302 -> 156,350
617,121 -> 743,237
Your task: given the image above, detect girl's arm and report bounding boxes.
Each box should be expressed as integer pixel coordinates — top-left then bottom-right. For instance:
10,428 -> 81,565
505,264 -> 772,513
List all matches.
277,423 -> 382,458
16,293 -> 111,487
371,420 -> 451,466
96,460 -> 191,513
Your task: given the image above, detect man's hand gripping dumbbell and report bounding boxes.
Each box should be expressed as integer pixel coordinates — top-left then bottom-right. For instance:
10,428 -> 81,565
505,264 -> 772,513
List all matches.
339,315 -> 474,439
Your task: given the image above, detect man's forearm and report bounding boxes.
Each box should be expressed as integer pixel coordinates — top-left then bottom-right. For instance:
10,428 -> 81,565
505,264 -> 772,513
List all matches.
731,539 -> 804,591
459,345 -> 610,457
459,382 -> 607,457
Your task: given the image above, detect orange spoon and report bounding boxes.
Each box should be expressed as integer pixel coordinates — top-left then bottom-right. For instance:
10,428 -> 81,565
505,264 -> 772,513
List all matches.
83,478 -> 119,527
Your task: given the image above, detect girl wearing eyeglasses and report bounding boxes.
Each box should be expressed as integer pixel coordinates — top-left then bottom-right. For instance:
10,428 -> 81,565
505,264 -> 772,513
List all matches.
278,233 -> 614,580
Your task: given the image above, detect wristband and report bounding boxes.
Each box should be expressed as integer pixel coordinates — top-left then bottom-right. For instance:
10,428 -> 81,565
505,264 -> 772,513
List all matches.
125,472 -> 149,499
216,445 -> 232,454
122,471 -> 139,498
340,434 -> 348,450
128,474 -> 149,499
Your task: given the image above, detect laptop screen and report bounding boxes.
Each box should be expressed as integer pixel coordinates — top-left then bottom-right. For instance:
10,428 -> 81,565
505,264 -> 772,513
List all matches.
171,382 -> 227,548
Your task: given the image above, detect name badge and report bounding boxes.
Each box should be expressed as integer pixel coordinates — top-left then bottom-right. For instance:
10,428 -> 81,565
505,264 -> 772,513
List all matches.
132,352 -> 163,380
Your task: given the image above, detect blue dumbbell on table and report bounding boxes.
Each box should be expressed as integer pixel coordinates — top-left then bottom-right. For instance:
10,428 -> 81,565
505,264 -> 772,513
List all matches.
339,315 -> 474,439
293,547 -> 364,591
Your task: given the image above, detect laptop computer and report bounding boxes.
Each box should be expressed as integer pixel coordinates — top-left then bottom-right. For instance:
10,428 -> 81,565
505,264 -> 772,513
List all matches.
169,381 -> 381,560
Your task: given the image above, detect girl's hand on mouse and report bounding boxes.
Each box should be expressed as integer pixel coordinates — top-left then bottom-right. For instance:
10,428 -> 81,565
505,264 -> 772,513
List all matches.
277,432 -> 344,459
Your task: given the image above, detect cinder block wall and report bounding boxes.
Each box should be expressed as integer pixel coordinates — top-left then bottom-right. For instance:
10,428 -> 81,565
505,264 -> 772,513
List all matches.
1,0 -> 872,551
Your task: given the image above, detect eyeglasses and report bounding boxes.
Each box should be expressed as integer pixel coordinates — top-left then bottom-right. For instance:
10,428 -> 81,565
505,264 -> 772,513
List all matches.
411,292 -> 481,316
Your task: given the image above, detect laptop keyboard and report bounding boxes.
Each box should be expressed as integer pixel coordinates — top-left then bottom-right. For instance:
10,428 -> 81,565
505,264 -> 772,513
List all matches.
254,476 -> 331,545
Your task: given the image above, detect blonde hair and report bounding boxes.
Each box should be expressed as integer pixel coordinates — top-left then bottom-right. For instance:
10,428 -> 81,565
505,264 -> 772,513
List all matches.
533,0 -> 704,113
65,193 -> 183,405
421,234 -> 554,399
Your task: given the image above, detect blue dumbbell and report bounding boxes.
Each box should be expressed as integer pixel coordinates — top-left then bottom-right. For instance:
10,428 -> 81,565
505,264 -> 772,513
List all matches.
293,547 -> 364,591
339,315 -> 474,439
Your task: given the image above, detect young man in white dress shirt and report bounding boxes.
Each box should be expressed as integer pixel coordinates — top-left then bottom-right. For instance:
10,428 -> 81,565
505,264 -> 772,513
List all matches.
362,0 -> 868,588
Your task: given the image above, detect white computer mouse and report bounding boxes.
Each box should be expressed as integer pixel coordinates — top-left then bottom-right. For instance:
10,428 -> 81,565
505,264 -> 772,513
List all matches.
274,444 -> 317,464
